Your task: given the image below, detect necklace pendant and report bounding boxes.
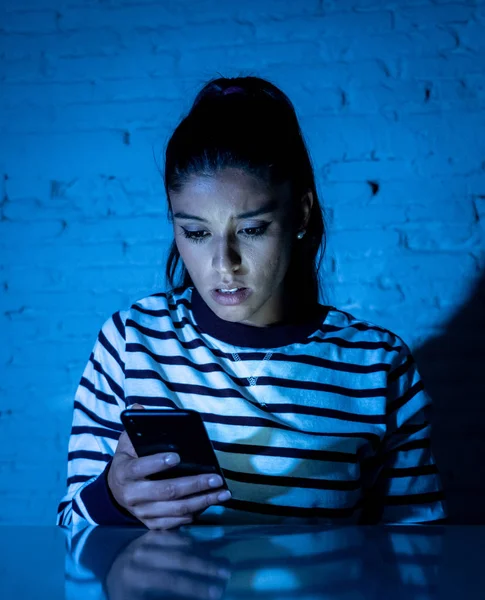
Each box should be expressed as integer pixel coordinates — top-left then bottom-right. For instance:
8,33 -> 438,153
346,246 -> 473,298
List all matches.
248,376 -> 257,386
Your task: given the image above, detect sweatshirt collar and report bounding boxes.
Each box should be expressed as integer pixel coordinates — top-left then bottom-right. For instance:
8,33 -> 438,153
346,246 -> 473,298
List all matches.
189,286 -> 328,349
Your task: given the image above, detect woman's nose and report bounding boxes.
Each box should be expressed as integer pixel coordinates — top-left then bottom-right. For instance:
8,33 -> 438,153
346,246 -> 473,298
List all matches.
211,237 -> 241,273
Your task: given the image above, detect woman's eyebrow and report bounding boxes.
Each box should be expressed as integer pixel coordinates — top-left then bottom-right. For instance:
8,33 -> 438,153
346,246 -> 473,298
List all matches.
173,198 -> 279,222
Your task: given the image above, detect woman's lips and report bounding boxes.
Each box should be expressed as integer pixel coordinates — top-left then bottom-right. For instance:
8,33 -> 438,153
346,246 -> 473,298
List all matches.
210,288 -> 252,306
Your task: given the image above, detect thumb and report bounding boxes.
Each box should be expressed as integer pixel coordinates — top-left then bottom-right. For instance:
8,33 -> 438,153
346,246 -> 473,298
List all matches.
130,403 -> 145,410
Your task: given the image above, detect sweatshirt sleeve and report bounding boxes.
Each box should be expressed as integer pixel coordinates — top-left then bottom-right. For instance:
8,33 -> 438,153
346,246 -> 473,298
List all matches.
361,341 -> 448,524
56,310 -> 142,528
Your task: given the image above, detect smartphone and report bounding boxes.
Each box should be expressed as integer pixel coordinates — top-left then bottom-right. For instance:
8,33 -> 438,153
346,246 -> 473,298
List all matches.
120,408 -> 228,487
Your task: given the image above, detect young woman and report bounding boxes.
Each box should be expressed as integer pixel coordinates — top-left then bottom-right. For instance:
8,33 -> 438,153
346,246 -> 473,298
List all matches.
57,76 -> 447,530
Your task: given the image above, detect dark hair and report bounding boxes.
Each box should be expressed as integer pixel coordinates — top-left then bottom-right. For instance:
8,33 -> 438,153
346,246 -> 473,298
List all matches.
163,75 -> 327,313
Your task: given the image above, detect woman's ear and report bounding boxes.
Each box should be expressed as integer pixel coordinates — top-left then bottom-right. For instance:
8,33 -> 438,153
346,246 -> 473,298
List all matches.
300,190 -> 314,230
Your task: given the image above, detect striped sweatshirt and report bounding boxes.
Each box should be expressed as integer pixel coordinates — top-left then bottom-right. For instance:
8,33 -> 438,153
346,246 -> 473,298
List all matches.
57,285 -> 447,528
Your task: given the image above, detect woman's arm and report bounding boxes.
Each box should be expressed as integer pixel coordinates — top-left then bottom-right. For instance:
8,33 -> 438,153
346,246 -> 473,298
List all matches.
56,310 -> 140,528
361,342 -> 448,524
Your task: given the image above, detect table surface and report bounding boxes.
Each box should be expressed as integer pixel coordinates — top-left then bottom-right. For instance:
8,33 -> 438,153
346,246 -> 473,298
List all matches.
1,524 -> 484,599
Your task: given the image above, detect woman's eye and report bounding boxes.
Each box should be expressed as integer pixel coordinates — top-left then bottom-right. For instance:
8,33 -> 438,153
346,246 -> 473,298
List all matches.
241,224 -> 270,238
181,229 -> 209,243
181,223 -> 270,243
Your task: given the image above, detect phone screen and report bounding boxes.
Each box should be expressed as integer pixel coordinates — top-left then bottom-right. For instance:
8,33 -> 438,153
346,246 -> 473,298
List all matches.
121,409 -> 228,485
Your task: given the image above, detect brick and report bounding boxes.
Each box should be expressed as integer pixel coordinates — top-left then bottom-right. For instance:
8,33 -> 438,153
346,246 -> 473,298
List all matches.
321,159 -> 416,182
321,181 -> 375,206
328,229 -> 401,259
346,80 -> 442,115
1,197 -> 83,222
58,4 -> 184,31
0,9 -> 59,34
335,251 -> 477,285
394,3 -> 477,30
451,22 -> 485,53
0,288 -> 130,317
0,267 -> 65,295
1,1 -> 61,9
394,252 -> 479,284
0,219 -> 65,246
329,280 -> 406,312
336,29 -> 458,61
9,339 -> 90,367
288,86 -> 344,116
2,310 -> 101,343
0,30 -> 124,60
270,60 -> 389,88
0,131 -> 157,178
35,242 -> 128,268
185,0 -> 321,22
254,11 -> 392,42
60,214 -> 171,244
402,222 -> 479,252
79,265 -> 163,294
321,0 -> 429,11
401,54 -> 484,80
1,98 -> 180,134
1,177 -> 52,201
306,112 -> 454,164
0,55 -> 47,83
405,196 -> 477,225
1,79 -> 182,108
41,49 -> 178,82
412,152 -> 485,177
330,202 -> 407,230
178,41 -> 320,74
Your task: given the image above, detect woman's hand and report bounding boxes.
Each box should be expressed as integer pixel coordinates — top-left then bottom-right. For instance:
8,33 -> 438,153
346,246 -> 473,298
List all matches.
107,409 -> 231,530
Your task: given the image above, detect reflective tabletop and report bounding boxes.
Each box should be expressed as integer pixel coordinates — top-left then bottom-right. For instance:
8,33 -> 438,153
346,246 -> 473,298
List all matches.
1,524 -> 484,599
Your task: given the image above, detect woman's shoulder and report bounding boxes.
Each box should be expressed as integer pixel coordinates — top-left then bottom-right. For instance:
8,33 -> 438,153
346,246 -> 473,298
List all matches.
99,287 -> 192,341
320,304 -> 409,355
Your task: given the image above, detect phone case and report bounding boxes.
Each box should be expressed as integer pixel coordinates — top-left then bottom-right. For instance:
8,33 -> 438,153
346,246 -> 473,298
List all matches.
120,409 -> 228,486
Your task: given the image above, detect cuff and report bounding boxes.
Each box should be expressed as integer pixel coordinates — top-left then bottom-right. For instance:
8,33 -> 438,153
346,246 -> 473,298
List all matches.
80,461 -> 144,526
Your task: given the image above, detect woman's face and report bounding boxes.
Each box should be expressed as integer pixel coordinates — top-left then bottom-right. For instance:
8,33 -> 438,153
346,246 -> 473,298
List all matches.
170,168 -> 297,327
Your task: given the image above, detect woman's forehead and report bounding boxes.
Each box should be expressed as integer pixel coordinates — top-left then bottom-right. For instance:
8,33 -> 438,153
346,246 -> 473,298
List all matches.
171,168 -> 291,213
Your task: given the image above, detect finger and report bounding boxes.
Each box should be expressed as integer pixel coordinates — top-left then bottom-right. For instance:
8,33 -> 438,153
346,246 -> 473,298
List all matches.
131,547 -> 231,579
135,488 -> 231,520
128,473 -> 226,504
130,403 -> 145,409
144,516 -> 194,530
137,529 -> 192,548
126,452 -> 181,481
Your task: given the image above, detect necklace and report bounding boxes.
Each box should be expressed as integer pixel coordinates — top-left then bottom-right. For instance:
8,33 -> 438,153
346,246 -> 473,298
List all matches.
231,350 -> 274,387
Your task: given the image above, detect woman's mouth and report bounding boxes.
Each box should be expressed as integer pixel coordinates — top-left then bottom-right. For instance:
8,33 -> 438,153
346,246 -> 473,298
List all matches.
210,287 -> 252,306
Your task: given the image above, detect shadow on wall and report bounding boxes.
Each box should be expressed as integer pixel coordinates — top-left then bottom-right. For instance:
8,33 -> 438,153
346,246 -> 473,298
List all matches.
414,270 -> 485,524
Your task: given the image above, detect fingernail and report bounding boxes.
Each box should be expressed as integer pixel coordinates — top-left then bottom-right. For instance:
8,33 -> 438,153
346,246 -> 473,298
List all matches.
208,475 -> 223,488
164,453 -> 179,465
217,490 -> 231,502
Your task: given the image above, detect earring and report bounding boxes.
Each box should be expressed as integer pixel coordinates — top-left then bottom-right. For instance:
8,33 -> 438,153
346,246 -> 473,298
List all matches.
296,229 -> 306,240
